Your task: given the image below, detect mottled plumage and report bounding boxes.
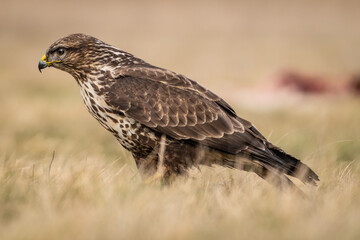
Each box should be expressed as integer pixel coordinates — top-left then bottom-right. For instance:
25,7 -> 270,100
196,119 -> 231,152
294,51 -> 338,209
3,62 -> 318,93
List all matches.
39,33 -> 319,190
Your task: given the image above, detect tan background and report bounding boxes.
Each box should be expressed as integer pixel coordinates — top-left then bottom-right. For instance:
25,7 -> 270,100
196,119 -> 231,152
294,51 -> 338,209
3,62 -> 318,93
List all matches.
0,1 -> 360,239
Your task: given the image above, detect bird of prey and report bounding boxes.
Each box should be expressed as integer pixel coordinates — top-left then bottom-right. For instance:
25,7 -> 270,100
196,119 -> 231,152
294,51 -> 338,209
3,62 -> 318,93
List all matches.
38,33 -> 319,190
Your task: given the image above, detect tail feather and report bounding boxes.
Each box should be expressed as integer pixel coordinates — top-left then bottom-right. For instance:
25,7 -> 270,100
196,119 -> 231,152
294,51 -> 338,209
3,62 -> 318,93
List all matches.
252,164 -> 307,198
204,140 -> 319,192
234,142 -> 319,186
267,144 -> 319,185
221,156 -> 307,197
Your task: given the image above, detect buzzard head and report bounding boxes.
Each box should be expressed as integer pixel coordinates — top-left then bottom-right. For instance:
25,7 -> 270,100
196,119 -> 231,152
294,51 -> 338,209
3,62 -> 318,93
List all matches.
39,33 -> 146,82
38,33 -> 110,77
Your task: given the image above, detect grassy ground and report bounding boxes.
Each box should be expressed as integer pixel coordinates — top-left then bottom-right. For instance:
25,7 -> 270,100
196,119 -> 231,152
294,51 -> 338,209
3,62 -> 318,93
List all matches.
1,1 -> 360,239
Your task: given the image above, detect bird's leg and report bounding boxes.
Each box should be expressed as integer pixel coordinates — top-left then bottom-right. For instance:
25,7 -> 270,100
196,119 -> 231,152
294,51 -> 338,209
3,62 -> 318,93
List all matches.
145,135 -> 168,184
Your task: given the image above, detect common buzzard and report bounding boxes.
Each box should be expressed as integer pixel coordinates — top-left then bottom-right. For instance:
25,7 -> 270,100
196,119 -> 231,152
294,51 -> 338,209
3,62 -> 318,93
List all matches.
38,34 -> 319,190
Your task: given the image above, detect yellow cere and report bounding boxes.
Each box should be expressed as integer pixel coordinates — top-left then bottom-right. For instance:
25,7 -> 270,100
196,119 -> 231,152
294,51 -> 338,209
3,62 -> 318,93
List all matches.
41,54 -> 61,66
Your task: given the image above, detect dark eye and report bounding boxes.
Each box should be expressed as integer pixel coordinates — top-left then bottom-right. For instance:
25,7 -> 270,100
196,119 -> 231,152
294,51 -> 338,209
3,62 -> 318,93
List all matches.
57,48 -> 65,56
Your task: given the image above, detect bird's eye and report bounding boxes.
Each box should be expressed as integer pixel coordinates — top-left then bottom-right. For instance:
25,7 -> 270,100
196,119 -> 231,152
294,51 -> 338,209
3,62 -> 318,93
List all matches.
57,48 -> 65,56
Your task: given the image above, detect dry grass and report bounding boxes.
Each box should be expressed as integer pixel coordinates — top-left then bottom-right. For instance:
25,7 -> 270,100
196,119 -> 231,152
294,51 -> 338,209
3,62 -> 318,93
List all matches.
1,99 -> 359,240
1,0 -> 360,239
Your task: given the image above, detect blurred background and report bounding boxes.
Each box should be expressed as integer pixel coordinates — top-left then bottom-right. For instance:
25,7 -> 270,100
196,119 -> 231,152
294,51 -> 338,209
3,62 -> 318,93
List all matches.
1,0 -> 359,157
0,0 -> 360,239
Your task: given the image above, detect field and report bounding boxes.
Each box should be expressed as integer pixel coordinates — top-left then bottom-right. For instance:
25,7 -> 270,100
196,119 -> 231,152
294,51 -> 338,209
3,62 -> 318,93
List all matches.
1,1 -> 360,239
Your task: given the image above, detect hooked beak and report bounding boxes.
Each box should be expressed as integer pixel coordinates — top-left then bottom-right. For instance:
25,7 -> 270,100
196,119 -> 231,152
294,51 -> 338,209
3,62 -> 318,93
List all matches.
38,54 -> 61,72
38,55 -> 48,72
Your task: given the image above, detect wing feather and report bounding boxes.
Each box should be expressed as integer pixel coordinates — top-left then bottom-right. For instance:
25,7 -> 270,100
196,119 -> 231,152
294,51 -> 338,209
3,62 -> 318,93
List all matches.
104,66 -> 267,153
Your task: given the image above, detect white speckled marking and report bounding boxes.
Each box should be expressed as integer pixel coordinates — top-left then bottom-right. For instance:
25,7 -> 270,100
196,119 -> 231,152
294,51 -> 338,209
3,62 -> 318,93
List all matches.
79,78 -> 156,150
